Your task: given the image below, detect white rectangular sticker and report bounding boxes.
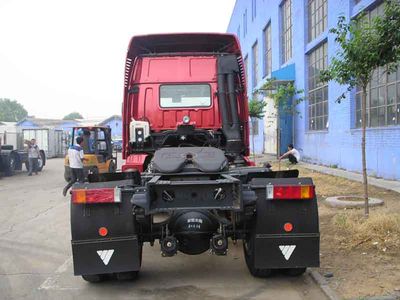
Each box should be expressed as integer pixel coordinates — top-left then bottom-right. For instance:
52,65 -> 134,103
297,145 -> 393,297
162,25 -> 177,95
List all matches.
114,187 -> 122,203
266,185 -> 274,199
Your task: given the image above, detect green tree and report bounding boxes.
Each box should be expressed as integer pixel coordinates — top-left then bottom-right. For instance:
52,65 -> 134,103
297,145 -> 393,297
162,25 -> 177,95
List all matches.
257,79 -> 304,160
0,98 -> 28,122
320,1 -> 400,216
63,112 -> 83,120
260,79 -> 304,115
248,98 -> 267,163
248,79 -> 304,163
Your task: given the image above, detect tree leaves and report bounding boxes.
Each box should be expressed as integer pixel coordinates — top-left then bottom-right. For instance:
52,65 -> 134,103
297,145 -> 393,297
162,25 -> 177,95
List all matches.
253,78 -> 305,115
321,0 -> 400,99
63,112 -> 83,120
248,98 -> 267,119
320,0 -> 400,216
0,98 -> 28,122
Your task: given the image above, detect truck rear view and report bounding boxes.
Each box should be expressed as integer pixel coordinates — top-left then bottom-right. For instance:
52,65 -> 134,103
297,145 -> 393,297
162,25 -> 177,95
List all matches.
70,33 -> 319,282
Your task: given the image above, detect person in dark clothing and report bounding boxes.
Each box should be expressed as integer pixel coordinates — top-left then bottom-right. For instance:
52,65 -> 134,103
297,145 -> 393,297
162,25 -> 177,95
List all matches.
63,137 -> 88,196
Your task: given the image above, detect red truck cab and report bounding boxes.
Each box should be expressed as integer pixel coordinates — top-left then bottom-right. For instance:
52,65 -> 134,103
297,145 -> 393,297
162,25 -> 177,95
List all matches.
121,33 -> 252,172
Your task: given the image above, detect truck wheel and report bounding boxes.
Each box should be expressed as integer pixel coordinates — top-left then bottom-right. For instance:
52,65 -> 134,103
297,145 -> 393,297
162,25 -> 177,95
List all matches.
243,235 -> 272,278
108,160 -> 116,173
115,271 -> 139,281
6,153 -> 17,176
37,152 -> 45,172
82,274 -> 107,283
283,268 -> 306,277
116,243 -> 142,281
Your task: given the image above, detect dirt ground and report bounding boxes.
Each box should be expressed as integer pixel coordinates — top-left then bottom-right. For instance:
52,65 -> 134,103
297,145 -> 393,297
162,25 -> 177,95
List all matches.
267,161 -> 400,299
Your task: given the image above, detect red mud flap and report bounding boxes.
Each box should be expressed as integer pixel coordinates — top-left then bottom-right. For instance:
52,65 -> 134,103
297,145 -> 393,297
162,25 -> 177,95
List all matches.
254,233 -> 320,269
72,235 -> 141,276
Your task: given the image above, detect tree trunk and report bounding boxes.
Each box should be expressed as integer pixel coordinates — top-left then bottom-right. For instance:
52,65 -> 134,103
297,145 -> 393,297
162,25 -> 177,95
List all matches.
252,118 -> 256,164
361,86 -> 369,217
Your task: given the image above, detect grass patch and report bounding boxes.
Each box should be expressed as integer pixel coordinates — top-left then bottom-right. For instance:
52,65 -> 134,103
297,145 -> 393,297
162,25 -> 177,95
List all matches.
333,211 -> 400,253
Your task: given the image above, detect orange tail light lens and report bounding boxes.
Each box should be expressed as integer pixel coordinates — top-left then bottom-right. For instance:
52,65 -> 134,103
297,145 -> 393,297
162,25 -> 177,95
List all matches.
266,185 -> 315,200
71,187 -> 121,204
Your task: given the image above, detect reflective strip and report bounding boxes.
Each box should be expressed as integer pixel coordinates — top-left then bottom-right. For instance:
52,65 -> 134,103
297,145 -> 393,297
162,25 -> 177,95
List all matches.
266,185 -> 274,199
114,187 -> 121,203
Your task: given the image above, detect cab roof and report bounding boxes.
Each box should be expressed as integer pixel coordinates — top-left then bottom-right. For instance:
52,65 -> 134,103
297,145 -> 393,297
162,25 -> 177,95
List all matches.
126,33 -> 241,59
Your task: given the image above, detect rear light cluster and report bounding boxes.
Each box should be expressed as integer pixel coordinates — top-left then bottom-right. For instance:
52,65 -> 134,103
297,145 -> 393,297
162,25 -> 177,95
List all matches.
266,185 -> 315,200
72,187 -> 121,204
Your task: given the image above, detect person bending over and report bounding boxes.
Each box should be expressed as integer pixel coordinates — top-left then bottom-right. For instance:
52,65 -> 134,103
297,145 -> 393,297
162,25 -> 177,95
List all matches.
63,137 -> 88,196
279,143 -> 300,164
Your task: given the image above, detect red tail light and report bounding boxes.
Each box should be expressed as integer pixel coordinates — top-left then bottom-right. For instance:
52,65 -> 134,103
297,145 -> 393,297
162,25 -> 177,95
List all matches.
72,187 -> 121,204
284,222 -> 293,232
98,227 -> 108,237
266,185 -> 315,200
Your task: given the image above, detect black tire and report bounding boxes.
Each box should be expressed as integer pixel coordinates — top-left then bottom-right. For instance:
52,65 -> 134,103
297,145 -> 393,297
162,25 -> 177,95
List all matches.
37,152 -> 45,172
283,268 -> 307,277
115,271 -> 139,281
82,274 -> 107,283
108,160 -> 116,173
116,243 -> 142,280
243,235 -> 272,278
5,153 -> 17,176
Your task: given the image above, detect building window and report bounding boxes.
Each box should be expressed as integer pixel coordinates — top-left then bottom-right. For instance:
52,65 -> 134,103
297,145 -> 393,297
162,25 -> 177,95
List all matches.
252,0 -> 257,21
308,42 -> 328,131
281,0 -> 292,64
243,9 -> 248,37
308,0 -> 327,42
356,67 -> 400,128
263,23 -> 272,77
355,3 -> 400,127
252,41 -> 259,88
244,55 -> 249,87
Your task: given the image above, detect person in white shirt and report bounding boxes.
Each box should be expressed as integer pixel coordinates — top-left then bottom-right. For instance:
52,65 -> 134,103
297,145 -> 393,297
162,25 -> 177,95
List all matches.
27,139 -> 40,176
279,143 -> 300,164
63,137 -> 88,196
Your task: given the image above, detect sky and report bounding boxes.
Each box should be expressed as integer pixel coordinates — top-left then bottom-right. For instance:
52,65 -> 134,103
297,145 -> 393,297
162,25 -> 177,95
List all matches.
0,0 -> 236,119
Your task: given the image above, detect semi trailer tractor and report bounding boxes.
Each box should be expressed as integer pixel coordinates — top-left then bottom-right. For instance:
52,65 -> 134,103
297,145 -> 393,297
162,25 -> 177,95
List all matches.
70,33 -> 319,282
0,130 -> 46,176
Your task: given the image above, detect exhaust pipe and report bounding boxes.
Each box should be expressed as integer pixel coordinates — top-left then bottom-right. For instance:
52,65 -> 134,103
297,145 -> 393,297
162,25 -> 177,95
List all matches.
217,55 -> 244,162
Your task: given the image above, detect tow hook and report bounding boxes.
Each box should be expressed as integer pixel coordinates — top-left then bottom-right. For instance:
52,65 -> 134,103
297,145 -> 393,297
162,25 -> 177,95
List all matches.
210,234 -> 228,255
160,236 -> 178,257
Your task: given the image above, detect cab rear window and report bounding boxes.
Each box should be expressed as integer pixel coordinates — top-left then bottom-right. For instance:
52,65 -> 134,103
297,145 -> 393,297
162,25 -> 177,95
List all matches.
160,84 -> 211,108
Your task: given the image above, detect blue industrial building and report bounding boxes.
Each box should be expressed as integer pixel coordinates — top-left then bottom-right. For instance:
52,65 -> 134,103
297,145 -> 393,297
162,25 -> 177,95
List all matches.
17,117 -> 78,131
228,0 -> 400,180
17,115 -> 122,138
99,115 -> 122,139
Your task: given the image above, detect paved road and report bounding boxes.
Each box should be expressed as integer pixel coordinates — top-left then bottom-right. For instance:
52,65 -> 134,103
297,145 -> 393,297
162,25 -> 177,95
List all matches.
0,158 -> 328,300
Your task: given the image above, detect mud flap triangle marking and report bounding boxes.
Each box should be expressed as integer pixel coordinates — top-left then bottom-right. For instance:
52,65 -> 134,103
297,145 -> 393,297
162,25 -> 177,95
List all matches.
279,245 -> 296,260
97,249 -> 114,265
